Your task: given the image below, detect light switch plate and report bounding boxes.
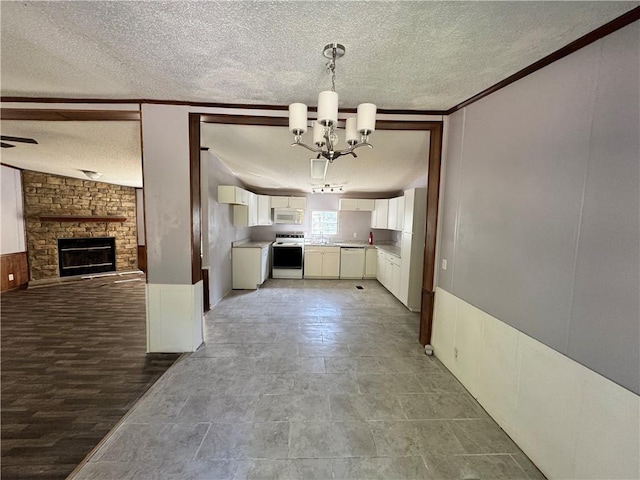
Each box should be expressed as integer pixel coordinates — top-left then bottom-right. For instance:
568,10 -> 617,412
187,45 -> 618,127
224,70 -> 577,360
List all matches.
441,259 -> 448,270
8,274 -> 14,281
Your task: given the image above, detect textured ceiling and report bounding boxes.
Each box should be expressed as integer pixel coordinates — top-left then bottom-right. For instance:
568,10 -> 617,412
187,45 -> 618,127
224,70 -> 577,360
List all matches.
201,123 -> 431,194
1,2 -> 636,191
1,1 -> 635,110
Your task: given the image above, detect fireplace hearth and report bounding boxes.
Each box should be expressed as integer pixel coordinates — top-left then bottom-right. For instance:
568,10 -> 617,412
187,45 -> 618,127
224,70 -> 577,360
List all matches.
58,237 -> 116,277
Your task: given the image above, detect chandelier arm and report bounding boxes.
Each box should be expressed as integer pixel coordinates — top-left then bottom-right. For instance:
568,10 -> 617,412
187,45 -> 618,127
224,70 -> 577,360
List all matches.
291,141 -> 323,154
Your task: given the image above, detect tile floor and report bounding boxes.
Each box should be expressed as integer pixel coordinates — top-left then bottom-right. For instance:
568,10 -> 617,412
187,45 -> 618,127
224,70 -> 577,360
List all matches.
72,279 -> 546,480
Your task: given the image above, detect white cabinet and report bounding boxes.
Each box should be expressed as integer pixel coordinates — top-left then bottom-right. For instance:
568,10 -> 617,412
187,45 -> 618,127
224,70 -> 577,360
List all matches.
364,248 -> 377,278
376,248 -> 402,301
218,185 -> 249,205
304,246 -> 340,278
232,244 -> 269,289
371,199 -> 389,229
403,188 -> 426,233
387,196 -> 405,231
233,192 -> 258,227
257,195 -> 272,225
339,198 -> 375,211
271,196 -> 307,209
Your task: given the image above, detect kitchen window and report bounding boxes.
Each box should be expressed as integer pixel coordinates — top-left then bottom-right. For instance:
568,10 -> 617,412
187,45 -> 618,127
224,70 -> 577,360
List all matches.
311,210 -> 338,236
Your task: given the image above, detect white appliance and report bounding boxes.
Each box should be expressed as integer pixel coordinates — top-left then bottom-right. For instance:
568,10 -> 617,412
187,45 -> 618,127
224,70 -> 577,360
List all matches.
272,233 -> 305,279
339,247 -> 365,279
273,209 -> 304,225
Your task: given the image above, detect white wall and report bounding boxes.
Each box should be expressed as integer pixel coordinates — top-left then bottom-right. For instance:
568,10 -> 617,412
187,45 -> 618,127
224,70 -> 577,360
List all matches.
205,151 -> 250,307
1,166 -> 26,254
433,288 -> 640,480
433,21 -> 640,479
250,192 -> 394,244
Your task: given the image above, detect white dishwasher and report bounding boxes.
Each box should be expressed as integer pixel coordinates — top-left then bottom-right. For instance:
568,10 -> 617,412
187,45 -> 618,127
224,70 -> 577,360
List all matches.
339,247 -> 365,279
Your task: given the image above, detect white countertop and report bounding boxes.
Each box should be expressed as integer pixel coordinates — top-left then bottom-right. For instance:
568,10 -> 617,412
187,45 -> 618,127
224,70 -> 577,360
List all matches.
232,240 -> 272,248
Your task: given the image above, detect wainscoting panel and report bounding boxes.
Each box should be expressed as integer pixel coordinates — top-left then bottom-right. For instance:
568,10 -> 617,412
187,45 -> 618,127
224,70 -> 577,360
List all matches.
146,281 -> 204,353
1,252 -> 28,292
432,287 -> 640,480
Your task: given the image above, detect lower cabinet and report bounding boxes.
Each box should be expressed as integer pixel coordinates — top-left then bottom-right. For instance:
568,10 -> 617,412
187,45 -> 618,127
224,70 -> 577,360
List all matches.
376,248 -> 401,300
364,248 -> 377,278
304,247 -> 340,278
232,245 -> 269,289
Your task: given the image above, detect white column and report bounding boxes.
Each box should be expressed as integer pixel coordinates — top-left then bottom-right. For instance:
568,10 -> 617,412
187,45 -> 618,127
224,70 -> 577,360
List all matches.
141,104 -> 203,352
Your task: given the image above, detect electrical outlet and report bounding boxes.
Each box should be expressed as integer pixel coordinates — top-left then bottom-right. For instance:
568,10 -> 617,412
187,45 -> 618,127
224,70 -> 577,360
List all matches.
8,274 -> 14,281
353,232 -> 357,238
441,259 -> 448,270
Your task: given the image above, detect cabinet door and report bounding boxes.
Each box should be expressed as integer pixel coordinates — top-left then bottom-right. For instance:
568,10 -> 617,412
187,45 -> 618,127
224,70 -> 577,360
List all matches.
322,252 -> 341,278
396,196 -> 405,231
357,199 -> 375,211
376,199 -> 389,229
232,205 -> 249,227
388,197 -> 398,230
248,193 -> 258,226
257,195 -> 272,225
364,248 -> 377,278
270,196 -> 289,208
260,246 -> 269,283
390,260 -> 401,298
288,197 -> 307,209
304,251 -> 323,277
339,198 -> 359,211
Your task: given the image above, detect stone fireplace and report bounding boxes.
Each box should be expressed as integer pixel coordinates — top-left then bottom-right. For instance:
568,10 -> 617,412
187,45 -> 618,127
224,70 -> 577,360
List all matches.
22,171 -> 138,281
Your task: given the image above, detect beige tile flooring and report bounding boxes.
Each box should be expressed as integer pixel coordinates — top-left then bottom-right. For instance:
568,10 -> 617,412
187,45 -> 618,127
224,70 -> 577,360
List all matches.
72,279 -> 546,480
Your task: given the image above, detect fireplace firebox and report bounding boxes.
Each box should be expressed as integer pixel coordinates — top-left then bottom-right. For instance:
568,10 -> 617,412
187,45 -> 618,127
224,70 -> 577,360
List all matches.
57,237 -> 116,277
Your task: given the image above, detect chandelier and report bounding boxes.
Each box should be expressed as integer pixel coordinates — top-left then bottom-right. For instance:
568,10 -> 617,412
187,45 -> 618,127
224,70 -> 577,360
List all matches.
288,43 -> 377,163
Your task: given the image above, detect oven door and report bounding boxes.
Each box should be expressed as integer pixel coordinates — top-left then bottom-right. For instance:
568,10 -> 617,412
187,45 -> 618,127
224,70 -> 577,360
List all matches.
272,246 -> 303,269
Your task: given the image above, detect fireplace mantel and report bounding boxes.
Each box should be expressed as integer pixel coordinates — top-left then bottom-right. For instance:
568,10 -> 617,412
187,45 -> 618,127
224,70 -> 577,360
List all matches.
39,215 -> 127,223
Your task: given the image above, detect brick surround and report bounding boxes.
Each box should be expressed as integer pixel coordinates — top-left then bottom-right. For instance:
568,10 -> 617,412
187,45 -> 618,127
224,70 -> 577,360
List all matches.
22,171 -> 138,281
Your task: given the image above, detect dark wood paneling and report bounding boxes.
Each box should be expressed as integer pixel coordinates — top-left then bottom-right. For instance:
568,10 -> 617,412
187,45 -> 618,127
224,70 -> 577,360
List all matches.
189,113 -> 202,285
0,252 -> 29,292
1,109 -> 140,121
202,268 -> 210,313
137,245 -> 147,273
447,7 -> 640,114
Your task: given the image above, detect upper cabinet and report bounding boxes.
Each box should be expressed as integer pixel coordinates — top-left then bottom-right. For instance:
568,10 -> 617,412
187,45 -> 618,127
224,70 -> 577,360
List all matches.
271,196 -> 307,209
371,199 -> 389,229
403,188 -> 426,233
257,195 -> 272,226
339,198 -> 375,212
387,196 -> 405,231
218,185 -> 249,205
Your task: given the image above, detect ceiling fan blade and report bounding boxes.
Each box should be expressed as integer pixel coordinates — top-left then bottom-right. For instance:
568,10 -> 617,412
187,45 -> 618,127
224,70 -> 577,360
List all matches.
1,142 -> 16,148
0,136 -> 38,144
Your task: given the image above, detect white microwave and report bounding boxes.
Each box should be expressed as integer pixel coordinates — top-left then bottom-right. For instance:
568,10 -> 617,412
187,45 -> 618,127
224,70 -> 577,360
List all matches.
273,208 -> 304,225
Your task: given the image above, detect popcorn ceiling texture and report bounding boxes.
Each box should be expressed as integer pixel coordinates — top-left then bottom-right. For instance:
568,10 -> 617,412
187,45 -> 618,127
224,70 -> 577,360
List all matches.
1,1 -> 634,110
22,171 -> 138,281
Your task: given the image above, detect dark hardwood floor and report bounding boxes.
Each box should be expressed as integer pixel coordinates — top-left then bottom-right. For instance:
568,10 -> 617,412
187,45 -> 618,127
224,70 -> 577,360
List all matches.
1,276 -> 181,480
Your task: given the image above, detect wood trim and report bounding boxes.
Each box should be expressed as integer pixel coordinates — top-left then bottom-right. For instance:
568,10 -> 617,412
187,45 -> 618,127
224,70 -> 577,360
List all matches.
419,289 -> 435,346
189,113 -> 202,285
39,215 -> 127,223
1,252 -> 29,292
202,268 -> 211,313
200,114 -> 440,131
1,97 -> 446,116
137,245 -> 147,273
419,122 -> 443,346
447,7 -> 640,114
1,109 -> 140,121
